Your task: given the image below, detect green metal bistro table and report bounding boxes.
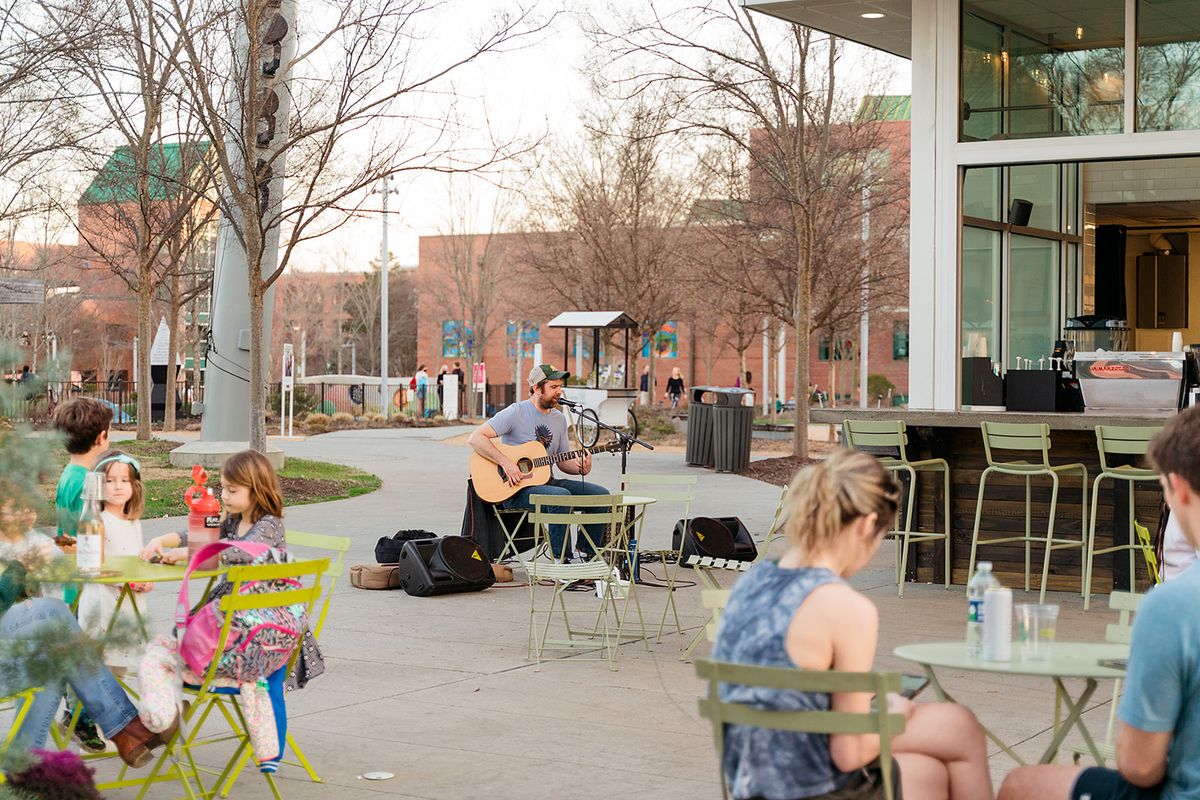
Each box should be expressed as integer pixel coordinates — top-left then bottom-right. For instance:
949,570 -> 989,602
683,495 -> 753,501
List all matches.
79,555 -> 228,638
894,641 -> 1128,766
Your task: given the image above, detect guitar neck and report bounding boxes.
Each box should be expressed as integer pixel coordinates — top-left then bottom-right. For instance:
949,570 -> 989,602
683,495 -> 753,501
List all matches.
533,445 -> 605,468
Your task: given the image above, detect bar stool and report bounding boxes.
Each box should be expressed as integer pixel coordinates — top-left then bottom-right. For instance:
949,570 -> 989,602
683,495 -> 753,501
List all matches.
843,419 -> 951,597
1083,425 -> 1162,610
968,421 -> 1089,603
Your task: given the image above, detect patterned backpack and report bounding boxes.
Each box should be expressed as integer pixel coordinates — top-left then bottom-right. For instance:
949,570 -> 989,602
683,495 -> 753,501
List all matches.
175,541 -> 309,682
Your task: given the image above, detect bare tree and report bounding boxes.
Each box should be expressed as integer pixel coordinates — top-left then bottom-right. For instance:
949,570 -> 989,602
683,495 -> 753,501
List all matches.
423,176 -> 515,419
521,94 -> 699,399
342,251 -> 415,379
598,1 -> 906,455
170,0 -> 552,450
158,208 -> 217,430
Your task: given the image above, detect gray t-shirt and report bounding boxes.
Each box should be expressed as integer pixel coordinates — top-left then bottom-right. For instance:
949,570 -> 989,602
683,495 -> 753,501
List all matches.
489,400 -> 569,463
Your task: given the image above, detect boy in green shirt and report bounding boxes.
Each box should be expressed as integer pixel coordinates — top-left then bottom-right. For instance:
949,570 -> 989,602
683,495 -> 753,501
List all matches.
50,397 -> 113,753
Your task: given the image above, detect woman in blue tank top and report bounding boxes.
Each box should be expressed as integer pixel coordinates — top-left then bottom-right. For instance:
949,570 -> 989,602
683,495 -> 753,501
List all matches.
713,451 -> 994,800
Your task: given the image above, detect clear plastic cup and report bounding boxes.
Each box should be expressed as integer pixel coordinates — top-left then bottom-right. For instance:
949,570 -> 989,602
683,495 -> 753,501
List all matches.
1017,603 -> 1059,660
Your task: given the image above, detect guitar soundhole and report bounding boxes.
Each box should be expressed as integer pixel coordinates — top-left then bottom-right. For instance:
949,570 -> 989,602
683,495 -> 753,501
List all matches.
516,458 -> 534,472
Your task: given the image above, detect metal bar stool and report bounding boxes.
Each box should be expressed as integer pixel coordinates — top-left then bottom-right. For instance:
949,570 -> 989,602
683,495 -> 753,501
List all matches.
1084,425 -> 1162,610
843,419 -> 950,597
968,421 -> 1089,603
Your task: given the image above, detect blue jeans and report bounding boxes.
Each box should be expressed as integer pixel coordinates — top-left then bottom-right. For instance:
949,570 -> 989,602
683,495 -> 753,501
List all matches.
502,477 -> 612,559
0,598 -> 137,751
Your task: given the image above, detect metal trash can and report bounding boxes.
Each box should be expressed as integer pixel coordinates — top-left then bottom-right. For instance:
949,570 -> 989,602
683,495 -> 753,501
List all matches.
685,386 -> 717,467
711,388 -> 754,473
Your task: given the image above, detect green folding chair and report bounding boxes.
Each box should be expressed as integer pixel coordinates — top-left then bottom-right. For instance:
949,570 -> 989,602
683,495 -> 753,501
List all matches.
695,659 -> 905,800
217,530 -> 351,796
1084,426 -> 1162,610
844,419 -> 951,596
129,558 -> 328,800
523,494 -> 629,670
968,421 -> 1089,603
1070,591 -> 1143,765
0,687 -> 42,782
619,473 -> 698,641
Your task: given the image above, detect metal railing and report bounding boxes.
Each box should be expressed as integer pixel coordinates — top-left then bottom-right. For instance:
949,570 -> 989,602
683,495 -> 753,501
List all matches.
6,379 -> 199,422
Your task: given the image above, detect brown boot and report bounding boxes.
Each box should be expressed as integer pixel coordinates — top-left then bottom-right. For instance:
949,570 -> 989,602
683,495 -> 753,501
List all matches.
111,717 -> 158,768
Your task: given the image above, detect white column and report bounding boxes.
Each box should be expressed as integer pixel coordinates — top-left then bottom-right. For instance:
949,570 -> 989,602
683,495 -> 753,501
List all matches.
777,326 -> 786,405
378,176 -> 390,414
761,317 -> 770,413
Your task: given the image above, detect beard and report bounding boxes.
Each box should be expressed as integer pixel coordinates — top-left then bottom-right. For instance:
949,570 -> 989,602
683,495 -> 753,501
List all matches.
534,394 -> 558,411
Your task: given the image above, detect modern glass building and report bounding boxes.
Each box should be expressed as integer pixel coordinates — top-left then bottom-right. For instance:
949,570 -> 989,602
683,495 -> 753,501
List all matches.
745,0 -> 1200,410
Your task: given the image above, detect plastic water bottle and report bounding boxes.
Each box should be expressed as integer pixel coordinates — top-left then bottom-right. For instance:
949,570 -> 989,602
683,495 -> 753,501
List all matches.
966,562 -> 999,658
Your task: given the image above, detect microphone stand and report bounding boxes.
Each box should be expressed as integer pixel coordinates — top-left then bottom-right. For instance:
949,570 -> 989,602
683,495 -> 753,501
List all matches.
565,404 -> 654,582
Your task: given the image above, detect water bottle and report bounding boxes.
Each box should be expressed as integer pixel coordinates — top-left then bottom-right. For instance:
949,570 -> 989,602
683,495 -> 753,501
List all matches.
966,562 -> 999,658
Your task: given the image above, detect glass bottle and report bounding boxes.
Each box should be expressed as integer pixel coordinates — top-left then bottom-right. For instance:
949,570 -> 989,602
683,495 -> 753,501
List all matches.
76,472 -> 105,576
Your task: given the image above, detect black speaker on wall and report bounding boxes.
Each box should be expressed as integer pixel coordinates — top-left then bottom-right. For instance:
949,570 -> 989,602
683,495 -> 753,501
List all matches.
1008,198 -> 1033,227
1095,224 -> 1128,319
397,536 -> 496,597
673,516 -> 758,568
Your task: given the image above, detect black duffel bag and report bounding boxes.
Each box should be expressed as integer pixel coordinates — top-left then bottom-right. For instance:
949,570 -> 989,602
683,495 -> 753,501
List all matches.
376,529 -> 437,563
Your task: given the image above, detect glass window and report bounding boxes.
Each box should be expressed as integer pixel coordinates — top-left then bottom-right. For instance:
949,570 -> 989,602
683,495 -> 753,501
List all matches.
963,167 -> 1002,221
892,322 -> 909,360
1137,0 -> 1200,131
1009,235 -> 1060,365
1010,164 -> 1060,231
961,1 -> 1125,140
1064,243 -> 1081,322
818,339 -> 831,361
961,226 -> 1002,364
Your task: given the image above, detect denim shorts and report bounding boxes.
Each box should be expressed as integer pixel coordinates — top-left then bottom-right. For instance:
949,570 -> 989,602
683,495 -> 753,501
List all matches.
1072,767 -> 1162,800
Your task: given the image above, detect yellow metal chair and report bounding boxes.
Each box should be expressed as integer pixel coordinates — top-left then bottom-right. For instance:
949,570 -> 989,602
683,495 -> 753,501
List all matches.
0,688 -> 42,784
968,421 -> 1089,603
1084,426 -> 1162,610
522,494 -> 629,670
619,473 -> 698,640
129,558 -> 327,800
217,530 -> 351,796
695,659 -> 905,800
844,419 -> 951,596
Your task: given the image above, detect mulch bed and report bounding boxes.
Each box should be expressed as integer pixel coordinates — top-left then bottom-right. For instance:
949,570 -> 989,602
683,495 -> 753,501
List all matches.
279,476 -> 344,502
738,455 -> 821,486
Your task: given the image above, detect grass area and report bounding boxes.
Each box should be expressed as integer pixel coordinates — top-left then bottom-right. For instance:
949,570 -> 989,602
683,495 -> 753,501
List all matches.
41,438 -> 381,520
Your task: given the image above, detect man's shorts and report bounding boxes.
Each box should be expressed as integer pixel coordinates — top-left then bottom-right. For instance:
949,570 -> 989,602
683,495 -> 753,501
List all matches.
1072,767 -> 1162,800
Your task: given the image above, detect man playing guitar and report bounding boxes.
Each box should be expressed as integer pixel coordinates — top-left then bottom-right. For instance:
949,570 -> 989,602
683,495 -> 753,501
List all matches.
468,364 -> 611,559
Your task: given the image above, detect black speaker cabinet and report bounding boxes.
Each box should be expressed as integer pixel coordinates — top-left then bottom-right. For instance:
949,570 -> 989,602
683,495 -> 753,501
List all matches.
673,516 -> 758,568
397,536 -> 496,597
1008,198 -> 1033,227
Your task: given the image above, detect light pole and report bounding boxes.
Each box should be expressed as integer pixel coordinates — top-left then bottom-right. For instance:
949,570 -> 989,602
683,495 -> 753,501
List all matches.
859,166 -> 871,409
374,176 -> 398,414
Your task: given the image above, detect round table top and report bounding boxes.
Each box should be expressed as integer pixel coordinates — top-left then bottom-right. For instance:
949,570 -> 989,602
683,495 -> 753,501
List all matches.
894,641 -> 1129,679
621,495 -> 658,507
80,554 -> 227,584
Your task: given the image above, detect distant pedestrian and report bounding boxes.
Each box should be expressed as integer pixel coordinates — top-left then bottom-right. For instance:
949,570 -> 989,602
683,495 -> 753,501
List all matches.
639,364 -> 651,406
19,365 -> 32,383
665,367 -> 684,413
453,361 -> 465,412
436,365 -> 448,410
414,364 -> 429,417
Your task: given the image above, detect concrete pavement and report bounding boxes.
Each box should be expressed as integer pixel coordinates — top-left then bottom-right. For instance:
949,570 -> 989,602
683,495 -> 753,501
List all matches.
77,426 -> 1128,797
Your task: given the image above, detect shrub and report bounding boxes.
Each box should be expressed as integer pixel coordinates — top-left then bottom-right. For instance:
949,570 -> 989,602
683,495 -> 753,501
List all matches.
305,413 -> 331,430
867,374 -> 896,400
331,411 -> 355,426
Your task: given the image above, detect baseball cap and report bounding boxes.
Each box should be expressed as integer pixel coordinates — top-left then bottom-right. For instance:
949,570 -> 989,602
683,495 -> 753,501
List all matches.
527,363 -> 570,387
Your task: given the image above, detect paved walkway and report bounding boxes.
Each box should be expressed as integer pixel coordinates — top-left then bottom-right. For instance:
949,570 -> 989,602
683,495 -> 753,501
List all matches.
85,427 -> 1125,797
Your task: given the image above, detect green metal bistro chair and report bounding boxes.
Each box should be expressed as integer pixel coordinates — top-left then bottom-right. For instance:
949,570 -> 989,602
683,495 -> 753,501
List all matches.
695,659 -> 905,800
968,421 -> 1089,603
523,494 -> 630,670
129,558 -> 327,800
218,530 -> 352,796
0,688 -> 42,783
1069,591 -> 1143,765
619,472 -> 698,641
844,419 -> 951,597
1084,426 -> 1162,610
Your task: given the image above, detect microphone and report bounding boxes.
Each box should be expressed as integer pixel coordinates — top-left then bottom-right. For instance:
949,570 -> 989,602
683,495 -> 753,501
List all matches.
557,398 -> 582,409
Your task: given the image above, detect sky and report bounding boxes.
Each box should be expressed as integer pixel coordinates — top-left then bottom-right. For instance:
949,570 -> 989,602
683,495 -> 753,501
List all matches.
295,0 -> 912,272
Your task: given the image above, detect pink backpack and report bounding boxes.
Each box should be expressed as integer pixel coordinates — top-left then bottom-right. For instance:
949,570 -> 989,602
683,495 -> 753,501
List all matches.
175,541 -> 308,682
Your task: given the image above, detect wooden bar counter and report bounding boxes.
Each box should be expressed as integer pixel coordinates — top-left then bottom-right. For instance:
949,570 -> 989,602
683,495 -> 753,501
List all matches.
811,408 -> 1174,594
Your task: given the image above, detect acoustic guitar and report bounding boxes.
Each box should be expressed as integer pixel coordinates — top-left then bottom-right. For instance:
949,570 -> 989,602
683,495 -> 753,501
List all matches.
470,440 -> 622,503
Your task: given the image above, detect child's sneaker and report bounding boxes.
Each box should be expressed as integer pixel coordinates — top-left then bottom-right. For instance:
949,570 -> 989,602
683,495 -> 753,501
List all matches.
60,710 -> 108,753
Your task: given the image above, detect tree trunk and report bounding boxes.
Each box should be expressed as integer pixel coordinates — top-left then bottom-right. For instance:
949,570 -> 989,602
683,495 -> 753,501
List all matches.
136,281 -> 153,440
164,273 -> 180,431
249,280 -> 266,452
792,221 -> 812,459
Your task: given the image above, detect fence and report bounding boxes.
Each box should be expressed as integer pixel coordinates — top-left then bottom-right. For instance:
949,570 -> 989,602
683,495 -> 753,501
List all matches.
7,379 -> 199,423
271,380 -> 523,419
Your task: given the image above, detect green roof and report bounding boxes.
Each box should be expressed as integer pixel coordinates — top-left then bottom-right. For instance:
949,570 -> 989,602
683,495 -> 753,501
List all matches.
855,95 -> 911,123
80,141 -> 211,205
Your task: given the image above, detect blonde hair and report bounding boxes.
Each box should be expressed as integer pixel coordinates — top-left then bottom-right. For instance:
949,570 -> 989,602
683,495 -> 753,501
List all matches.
782,450 -> 900,554
221,450 -> 284,522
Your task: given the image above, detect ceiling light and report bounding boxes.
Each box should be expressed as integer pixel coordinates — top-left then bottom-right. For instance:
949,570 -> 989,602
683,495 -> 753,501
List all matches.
861,12 -> 886,19
1075,26 -> 1084,40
